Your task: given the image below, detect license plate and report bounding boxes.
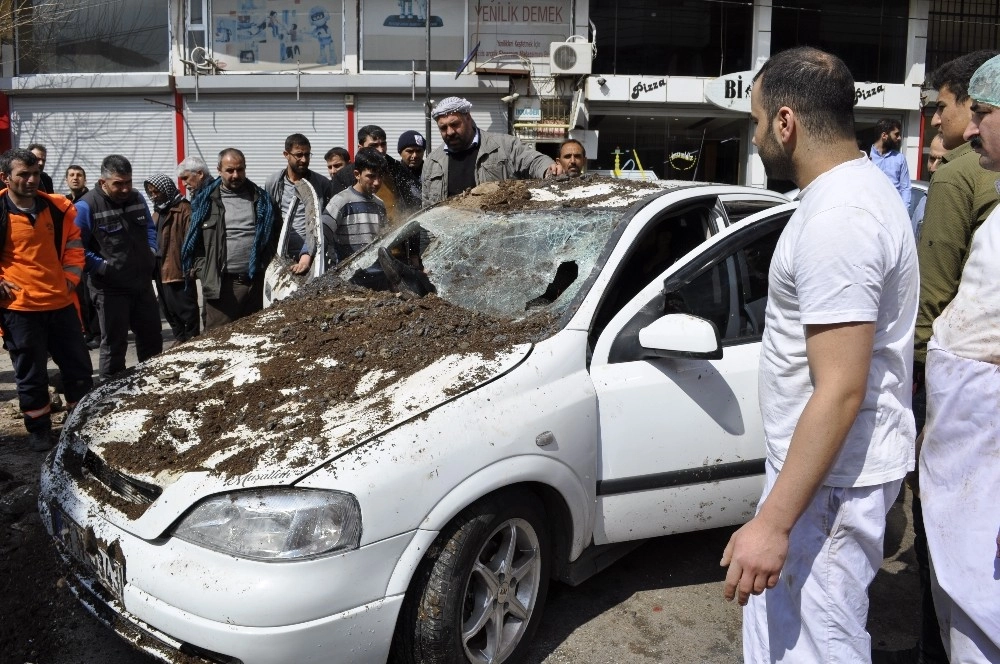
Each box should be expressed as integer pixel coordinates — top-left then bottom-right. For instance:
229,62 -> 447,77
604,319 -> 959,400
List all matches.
52,508 -> 126,603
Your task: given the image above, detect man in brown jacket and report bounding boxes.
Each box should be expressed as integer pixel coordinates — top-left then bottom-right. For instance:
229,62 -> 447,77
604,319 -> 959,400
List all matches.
144,174 -> 199,343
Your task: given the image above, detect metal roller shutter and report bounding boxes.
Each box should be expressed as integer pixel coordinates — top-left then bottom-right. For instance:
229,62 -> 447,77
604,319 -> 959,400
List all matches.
184,94 -> 348,186
9,95 -> 176,196
355,93 -> 508,154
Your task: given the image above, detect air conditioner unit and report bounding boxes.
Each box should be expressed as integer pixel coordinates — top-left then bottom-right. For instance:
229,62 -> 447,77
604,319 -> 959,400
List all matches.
550,42 -> 592,76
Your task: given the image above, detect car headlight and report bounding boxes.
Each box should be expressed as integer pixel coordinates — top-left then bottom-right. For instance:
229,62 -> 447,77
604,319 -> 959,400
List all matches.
173,488 -> 361,561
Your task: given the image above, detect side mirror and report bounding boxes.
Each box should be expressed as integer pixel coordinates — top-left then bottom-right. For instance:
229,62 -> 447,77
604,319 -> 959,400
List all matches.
638,313 -> 722,360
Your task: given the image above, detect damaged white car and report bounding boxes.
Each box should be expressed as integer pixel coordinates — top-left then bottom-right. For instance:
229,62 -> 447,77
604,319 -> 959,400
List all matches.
41,176 -> 794,664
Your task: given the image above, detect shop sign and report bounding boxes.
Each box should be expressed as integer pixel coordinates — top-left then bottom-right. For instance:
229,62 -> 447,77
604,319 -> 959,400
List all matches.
705,71 -> 754,112
472,0 -> 571,61
630,77 -> 667,102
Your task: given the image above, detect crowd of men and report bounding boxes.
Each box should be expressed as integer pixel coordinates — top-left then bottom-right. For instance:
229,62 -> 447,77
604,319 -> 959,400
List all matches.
0,50 -> 997,662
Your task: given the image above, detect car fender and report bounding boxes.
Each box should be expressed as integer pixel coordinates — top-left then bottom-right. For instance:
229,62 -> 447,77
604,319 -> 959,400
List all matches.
384,454 -> 593,597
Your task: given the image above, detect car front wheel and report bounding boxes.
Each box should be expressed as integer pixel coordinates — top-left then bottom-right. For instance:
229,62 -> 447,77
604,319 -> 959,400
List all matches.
393,491 -> 551,664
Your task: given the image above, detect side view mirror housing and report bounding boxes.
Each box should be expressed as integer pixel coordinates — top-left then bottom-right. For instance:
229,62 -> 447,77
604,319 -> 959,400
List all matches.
638,313 -> 722,360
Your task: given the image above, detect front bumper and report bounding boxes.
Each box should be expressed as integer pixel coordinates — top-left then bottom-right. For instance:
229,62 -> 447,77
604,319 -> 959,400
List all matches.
62,563 -> 403,664
40,460 -> 412,664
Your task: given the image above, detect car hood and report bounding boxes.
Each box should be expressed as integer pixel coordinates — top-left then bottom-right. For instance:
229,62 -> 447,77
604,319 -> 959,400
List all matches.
64,286 -> 547,501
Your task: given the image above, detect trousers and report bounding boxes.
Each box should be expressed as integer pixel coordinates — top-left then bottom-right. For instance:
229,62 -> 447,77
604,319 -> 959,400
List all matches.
744,461 -> 901,663
0,305 -> 93,433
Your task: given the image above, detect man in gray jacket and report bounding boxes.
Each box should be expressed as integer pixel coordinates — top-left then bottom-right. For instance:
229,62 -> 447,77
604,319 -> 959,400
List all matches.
421,96 -> 562,206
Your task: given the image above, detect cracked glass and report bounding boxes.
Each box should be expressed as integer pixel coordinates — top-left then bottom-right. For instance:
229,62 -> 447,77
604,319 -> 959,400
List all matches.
342,206 -> 622,320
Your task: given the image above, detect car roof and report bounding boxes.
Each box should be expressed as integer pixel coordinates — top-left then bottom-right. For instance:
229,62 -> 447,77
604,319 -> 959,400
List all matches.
438,176 -> 755,213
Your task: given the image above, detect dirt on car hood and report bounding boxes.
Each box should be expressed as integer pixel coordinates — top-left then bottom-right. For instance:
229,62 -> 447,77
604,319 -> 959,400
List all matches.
68,279 -> 554,504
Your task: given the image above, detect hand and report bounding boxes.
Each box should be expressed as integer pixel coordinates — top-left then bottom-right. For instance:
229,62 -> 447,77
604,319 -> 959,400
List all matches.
0,279 -> 22,300
545,162 -> 564,177
721,515 -> 788,605
290,253 -> 312,275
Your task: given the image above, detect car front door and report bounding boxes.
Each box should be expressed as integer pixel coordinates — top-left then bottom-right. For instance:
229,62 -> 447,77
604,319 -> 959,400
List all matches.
588,205 -> 794,545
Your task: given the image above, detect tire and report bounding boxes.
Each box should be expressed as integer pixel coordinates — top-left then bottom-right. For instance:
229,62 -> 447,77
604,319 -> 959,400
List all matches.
392,490 -> 551,664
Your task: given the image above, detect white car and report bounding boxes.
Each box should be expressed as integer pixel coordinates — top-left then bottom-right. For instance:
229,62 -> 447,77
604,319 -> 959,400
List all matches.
41,177 -> 795,664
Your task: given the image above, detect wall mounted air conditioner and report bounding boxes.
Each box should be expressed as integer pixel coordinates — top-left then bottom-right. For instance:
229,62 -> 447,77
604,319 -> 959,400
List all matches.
549,42 -> 592,76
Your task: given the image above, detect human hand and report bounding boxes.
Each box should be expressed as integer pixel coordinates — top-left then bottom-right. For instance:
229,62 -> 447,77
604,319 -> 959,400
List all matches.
0,279 -> 22,300
290,254 -> 312,275
720,516 -> 788,605
545,162 -> 564,177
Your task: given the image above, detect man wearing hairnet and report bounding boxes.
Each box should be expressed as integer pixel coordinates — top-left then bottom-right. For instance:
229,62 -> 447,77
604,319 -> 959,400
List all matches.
918,53 -> 1000,662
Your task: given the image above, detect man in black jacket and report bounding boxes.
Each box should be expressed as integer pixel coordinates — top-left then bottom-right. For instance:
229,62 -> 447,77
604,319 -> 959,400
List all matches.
264,133 -> 336,275
75,154 -> 163,380
28,143 -> 54,194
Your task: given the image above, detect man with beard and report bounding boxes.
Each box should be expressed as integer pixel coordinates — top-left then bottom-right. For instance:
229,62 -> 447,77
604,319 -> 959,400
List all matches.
395,130 -> 425,217
422,97 -> 562,206
265,134 -> 336,275
0,148 -> 92,451
557,139 -> 586,177
720,47 -> 918,664
870,118 -> 912,209
182,149 -> 279,330
75,154 -> 163,380
919,52 -> 1000,662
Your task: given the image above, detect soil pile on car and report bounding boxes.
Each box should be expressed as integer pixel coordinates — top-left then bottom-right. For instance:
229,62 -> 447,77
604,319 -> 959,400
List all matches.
90,278 -> 555,487
447,175 -> 664,213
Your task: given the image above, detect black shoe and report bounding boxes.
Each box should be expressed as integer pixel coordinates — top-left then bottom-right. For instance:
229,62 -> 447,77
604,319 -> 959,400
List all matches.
28,430 -> 53,452
85,337 -> 100,350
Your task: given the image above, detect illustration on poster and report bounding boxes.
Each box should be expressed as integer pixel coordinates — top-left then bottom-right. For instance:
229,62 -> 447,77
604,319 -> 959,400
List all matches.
213,1 -> 339,68
384,0 -> 444,27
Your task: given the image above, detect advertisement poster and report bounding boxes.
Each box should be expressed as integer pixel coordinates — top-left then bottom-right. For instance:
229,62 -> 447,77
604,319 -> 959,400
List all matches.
471,0 -> 570,62
362,0 -> 464,69
212,0 -> 344,71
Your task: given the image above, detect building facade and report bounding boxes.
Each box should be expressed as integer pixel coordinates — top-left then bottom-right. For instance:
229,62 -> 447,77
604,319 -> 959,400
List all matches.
0,0 -> 969,193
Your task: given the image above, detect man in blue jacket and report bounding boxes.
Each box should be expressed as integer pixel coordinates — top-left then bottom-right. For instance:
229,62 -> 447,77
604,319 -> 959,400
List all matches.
75,154 -> 163,380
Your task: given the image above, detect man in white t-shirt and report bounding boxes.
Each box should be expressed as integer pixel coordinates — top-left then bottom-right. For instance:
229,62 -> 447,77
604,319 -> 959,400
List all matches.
720,46 -> 919,663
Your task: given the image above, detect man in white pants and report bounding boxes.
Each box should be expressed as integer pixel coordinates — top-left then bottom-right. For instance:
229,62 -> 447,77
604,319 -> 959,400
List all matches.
920,53 -> 1000,663
720,46 -> 919,663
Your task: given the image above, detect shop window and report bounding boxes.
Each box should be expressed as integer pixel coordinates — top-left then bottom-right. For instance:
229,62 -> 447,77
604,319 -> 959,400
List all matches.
362,0 -> 465,72
210,1 -> 343,72
771,0 -> 909,84
590,0 -> 753,77
17,0 -> 169,75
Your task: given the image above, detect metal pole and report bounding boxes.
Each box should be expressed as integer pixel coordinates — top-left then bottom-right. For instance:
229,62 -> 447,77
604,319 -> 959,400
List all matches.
425,0 -> 432,150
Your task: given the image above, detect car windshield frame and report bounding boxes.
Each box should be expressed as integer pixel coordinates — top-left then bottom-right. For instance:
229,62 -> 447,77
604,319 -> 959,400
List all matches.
335,203 -> 636,322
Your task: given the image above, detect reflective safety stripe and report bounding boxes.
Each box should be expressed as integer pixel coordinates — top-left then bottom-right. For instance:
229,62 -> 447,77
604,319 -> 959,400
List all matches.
65,238 -> 84,249
23,403 -> 52,419
64,265 -> 82,277
124,203 -> 147,214
92,209 -> 121,220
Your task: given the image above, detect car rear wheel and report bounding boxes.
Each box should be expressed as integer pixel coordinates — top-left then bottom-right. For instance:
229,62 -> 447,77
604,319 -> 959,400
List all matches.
393,491 -> 551,664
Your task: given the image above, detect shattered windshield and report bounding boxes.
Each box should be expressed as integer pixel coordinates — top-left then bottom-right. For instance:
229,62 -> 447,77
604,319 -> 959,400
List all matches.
339,205 -> 622,320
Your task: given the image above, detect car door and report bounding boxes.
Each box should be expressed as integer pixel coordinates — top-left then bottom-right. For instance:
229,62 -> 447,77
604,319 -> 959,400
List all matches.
588,204 -> 795,545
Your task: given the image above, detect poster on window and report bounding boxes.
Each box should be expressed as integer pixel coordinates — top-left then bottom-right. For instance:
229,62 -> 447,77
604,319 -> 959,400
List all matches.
471,0 -> 570,62
212,0 -> 343,71
362,0 -> 464,69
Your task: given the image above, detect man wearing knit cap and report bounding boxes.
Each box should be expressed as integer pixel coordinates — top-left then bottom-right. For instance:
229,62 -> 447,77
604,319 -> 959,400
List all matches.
918,52 -> 1000,663
396,130 -> 425,209
422,96 -> 562,206
144,173 -> 199,343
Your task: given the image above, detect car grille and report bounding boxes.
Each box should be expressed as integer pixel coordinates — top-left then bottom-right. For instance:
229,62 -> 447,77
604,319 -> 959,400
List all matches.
81,450 -> 162,505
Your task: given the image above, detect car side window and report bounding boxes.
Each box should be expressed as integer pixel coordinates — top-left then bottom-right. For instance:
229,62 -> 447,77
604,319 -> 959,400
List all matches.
590,200 -> 716,347
606,217 -> 789,364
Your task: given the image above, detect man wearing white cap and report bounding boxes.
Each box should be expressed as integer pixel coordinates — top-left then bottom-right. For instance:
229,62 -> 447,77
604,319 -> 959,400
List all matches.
919,53 -> 1000,662
421,96 -> 562,206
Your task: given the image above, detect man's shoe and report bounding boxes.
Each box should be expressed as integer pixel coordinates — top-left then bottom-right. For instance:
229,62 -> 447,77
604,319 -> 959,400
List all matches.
28,430 -> 53,452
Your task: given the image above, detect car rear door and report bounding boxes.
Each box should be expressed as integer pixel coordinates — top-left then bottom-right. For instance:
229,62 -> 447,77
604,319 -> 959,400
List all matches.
588,204 -> 795,545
